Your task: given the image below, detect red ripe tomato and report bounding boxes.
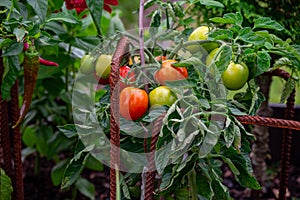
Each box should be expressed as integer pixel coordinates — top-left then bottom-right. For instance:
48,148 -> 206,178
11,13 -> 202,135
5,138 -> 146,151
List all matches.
119,66 -> 136,90
119,87 -> 149,121
154,59 -> 188,85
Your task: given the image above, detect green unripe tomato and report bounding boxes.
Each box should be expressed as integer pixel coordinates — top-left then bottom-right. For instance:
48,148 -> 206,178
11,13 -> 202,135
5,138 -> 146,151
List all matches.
188,26 -> 219,53
222,62 -> 249,90
205,48 -> 219,66
95,54 -> 112,79
80,54 -> 94,74
149,86 -> 177,107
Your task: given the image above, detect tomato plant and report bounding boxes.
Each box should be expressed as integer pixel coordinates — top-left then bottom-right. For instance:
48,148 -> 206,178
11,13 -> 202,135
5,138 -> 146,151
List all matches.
1,0 -> 300,200
119,87 -> 149,121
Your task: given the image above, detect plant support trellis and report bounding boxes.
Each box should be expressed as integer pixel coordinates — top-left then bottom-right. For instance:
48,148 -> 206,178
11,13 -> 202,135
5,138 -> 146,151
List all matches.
108,36 -> 300,200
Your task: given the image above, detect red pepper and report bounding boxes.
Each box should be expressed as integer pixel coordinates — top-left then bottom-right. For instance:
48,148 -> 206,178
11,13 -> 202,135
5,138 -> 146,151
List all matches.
39,57 -> 59,67
13,47 -> 40,129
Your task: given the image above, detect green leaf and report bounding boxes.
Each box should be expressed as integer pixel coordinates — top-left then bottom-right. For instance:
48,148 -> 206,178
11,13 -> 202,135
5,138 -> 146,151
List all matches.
144,0 -> 158,9
196,171 -> 213,200
215,45 -> 232,74
51,159 -> 69,186
273,57 -> 293,69
13,28 -> 25,42
199,123 -> 221,158
86,0 -> 104,35
221,146 -> 261,190
199,0 -> 224,8
210,12 -> 243,26
0,0 -> 12,9
224,121 -> 235,148
46,12 -> 80,24
27,0 -> 48,22
75,177 -> 95,200
253,17 -> 284,31
256,51 -> 271,75
209,29 -> 234,40
280,77 -> 295,104
61,147 -> 90,189
238,27 -> 265,45
85,155 -> 104,171
57,124 -> 78,138
22,126 -> 36,147
174,188 -> 190,199
150,9 -> 161,28
2,42 -> 23,56
1,55 -> 20,100
0,168 -> 13,200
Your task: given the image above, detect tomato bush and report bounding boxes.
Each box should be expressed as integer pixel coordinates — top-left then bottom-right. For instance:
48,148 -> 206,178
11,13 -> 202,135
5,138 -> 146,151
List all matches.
1,0 -> 300,200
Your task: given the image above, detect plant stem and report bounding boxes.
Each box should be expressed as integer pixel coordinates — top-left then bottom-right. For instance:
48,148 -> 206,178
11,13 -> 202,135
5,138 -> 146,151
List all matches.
188,169 -> 197,200
139,0 -> 145,67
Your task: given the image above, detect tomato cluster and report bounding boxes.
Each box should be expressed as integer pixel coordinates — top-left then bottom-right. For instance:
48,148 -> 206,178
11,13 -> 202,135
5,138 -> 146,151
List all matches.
189,26 -> 250,90
117,55 -> 190,121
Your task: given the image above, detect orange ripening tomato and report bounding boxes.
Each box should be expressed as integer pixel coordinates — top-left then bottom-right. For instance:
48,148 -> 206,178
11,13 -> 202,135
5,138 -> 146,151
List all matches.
154,59 -> 188,85
119,87 -> 149,121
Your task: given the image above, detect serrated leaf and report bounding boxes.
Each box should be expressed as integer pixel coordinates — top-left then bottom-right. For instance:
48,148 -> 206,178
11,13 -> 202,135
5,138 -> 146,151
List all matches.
238,27 -> 265,45
46,12 -> 80,24
221,146 -> 261,190
256,51 -> 271,75
253,17 -> 284,31
0,168 -> 13,200
280,78 -> 295,104
273,57 -> 292,69
211,12 -> 243,26
215,45 -> 232,74
27,0 -> 48,22
209,29 -> 233,40
200,0 -> 224,7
